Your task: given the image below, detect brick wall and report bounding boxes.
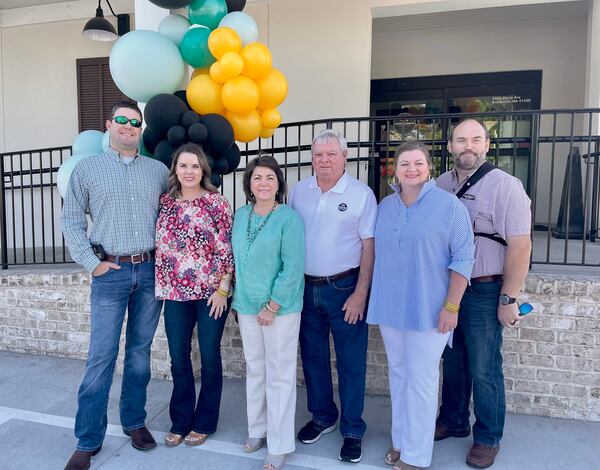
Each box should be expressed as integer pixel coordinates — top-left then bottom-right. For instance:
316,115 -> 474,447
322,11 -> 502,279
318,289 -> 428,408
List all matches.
1,268 -> 599,421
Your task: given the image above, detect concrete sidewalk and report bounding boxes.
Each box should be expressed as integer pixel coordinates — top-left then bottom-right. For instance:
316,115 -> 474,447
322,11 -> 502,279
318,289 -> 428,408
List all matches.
0,351 -> 598,470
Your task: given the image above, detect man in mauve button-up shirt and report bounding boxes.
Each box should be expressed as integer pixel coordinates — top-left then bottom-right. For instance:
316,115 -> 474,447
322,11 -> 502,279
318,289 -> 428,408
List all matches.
435,119 -> 532,469
62,101 -> 168,470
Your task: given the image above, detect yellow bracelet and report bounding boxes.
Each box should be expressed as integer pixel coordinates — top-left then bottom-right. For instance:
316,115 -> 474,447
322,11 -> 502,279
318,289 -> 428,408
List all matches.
444,301 -> 459,314
216,288 -> 229,298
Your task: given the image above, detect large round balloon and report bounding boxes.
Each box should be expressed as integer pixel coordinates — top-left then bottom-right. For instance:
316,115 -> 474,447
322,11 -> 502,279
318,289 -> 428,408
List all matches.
110,30 -> 185,103
261,108 -> 281,129
158,14 -> 191,46
200,113 -> 235,154
256,68 -> 288,110
213,157 -> 229,175
72,130 -> 104,155
144,94 -> 189,137
218,12 -> 258,45
209,61 -> 228,84
222,75 -> 259,113
154,140 -> 177,167
226,110 -> 262,142
57,153 -> 93,198
241,42 -> 272,80
180,26 -> 215,69
149,0 -> 192,7
142,127 -> 162,154
226,0 -> 246,12
223,143 -> 241,173
188,0 -> 228,30
187,74 -> 224,114
208,27 -> 242,60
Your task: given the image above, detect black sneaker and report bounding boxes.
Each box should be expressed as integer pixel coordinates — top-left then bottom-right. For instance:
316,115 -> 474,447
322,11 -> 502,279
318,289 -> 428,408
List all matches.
339,437 -> 362,463
297,420 -> 337,444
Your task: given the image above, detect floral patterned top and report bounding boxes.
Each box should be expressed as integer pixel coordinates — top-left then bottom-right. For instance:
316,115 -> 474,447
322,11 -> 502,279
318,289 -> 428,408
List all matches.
155,192 -> 234,301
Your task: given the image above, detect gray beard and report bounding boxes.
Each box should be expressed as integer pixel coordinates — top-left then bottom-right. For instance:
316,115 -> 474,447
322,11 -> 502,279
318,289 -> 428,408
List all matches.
453,153 -> 486,171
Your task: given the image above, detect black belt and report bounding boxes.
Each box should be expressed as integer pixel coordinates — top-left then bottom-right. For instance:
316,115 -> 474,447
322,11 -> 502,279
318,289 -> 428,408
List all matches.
104,250 -> 155,264
305,267 -> 360,285
471,274 -> 503,283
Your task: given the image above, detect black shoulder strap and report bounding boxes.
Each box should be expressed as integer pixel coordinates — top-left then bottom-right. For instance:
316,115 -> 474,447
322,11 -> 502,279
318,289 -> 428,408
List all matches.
455,161 -> 496,199
454,162 -> 508,247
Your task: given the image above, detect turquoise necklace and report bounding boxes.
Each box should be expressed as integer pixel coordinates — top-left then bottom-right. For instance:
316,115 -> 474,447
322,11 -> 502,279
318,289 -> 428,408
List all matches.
246,201 -> 278,245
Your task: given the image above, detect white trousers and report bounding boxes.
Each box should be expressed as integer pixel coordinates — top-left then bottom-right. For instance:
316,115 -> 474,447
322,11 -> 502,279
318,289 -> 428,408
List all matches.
238,312 -> 301,456
380,325 -> 450,468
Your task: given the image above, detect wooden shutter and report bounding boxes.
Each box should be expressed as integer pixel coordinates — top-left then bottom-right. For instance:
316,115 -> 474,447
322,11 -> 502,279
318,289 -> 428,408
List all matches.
76,57 -> 132,132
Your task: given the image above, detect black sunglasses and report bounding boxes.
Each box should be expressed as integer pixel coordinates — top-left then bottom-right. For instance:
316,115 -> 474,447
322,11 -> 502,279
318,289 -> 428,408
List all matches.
112,116 -> 142,128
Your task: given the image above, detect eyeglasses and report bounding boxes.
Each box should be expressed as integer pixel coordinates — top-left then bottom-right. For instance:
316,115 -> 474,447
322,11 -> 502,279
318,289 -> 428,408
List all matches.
518,302 -> 534,316
112,116 -> 142,128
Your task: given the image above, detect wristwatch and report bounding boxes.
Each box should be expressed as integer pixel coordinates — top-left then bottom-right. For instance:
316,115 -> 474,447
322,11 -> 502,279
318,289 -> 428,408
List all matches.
499,294 -> 517,305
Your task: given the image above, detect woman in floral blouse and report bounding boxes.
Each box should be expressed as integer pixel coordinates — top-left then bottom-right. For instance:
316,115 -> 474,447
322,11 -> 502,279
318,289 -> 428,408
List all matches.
155,143 -> 234,448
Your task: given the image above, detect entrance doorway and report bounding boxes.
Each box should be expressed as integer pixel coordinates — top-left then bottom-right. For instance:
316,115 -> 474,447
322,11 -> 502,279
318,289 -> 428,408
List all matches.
370,70 -> 542,200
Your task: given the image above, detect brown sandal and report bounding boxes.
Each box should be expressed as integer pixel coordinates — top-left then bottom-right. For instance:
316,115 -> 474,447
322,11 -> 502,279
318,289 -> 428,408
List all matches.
165,432 -> 184,447
184,431 -> 209,446
385,447 -> 401,465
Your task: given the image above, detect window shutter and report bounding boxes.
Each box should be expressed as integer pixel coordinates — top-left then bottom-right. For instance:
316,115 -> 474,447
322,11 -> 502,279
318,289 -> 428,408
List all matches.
77,57 -> 132,132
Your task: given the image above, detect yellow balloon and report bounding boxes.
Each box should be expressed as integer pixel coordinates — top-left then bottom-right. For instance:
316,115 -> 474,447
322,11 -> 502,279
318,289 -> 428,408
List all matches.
256,68 -> 288,110
241,42 -> 272,80
222,76 -> 259,113
260,127 -> 276,139
208,27 -> 242,60
210,61 -> 228,84
261,108 -> 281,129
226,110 -> 262,142
187,75 -> 224,115
191,67 -> 210,80
220,52 -> 244,79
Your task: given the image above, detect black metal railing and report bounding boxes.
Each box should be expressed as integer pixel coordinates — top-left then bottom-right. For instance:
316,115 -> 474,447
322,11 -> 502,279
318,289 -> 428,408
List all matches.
2,109 -> 600,268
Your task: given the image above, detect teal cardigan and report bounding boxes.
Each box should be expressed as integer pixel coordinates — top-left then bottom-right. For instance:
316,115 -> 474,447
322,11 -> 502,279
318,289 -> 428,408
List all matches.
231,204 -> 305,315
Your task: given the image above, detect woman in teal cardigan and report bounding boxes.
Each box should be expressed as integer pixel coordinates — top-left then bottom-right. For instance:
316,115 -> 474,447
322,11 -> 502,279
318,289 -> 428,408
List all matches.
231,155 -> 305,470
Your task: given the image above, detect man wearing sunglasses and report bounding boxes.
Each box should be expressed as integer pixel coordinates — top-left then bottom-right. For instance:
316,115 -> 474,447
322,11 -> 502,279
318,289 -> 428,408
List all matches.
434,119 -> 532,469
62,101 -> 169,470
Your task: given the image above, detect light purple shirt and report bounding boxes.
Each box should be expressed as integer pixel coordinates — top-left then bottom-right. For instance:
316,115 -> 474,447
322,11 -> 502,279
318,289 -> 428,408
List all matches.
436,167 -> 531,278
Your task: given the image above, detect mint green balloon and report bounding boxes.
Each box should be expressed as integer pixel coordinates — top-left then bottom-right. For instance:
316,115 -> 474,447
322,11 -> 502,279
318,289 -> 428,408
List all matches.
188,0 -> 228,30
158,13 -> 191,46
179,26 -> 216,68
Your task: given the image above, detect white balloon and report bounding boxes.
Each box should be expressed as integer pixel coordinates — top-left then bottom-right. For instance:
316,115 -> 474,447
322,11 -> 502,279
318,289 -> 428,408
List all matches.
57,153 -> 93,198
158,13 -> 191,46
219,12 -> 258,46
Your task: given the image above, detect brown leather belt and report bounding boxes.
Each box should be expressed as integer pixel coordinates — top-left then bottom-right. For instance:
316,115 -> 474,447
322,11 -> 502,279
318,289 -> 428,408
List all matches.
471,274 -> 503,283
104,250 -> 155,264
305,267 -> 360,285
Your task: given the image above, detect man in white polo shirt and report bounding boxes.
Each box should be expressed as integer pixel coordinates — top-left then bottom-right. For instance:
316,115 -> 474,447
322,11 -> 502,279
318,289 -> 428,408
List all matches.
288,129 -> 377,463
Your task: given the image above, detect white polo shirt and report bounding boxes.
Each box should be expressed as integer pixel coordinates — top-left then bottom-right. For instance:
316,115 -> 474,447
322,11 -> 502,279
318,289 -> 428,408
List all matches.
288,173 -> 377,277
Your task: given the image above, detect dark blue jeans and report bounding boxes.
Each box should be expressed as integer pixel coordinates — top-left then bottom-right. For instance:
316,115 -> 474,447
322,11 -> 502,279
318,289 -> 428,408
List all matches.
299,273 -> 368,439
439,280 -> 505,447
75,261 -> 162,451
164,299 -> 228,435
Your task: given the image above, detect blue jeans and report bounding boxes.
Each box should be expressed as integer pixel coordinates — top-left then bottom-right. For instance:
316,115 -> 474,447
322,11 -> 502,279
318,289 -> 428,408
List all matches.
75,261 -> 162,451
438,280 -> 505,447
164,299 -> 228,435
299,273 -> 368,439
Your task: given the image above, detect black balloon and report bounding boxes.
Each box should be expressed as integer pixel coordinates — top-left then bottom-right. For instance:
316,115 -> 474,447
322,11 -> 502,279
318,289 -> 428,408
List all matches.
173,89 -> 190,109
199,114 -> 235,156
213,157 -> 229,175
167,125 -> 187,147
206,153 -> 214,169
148,1 -> 192,9
144,94 -> 189,137
210,173 -> 222,188
223,143 -> 241,174
181,110 -> 200,128
188,123 -> 208,143
226,0 -> 246,12
142,127 -> 162,154
154,139 -> 177,167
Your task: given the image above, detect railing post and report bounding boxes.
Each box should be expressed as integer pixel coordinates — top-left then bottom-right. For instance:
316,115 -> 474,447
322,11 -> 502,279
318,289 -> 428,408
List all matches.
0,154 -> 8,269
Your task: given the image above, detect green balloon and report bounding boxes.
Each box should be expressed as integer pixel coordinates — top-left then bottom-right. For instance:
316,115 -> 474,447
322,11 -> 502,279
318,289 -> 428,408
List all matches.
179,27 -> 216,68
188,0 -> 228,30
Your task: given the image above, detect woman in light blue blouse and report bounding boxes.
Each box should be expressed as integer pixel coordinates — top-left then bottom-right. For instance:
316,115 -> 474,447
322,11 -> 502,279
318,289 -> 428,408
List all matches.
231,155 -> 305,470
367,142 -> 474,470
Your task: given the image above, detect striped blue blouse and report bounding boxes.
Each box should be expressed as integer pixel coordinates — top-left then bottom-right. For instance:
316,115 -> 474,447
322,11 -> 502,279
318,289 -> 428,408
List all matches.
367,179 -> 475,332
